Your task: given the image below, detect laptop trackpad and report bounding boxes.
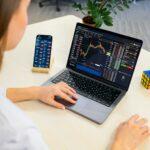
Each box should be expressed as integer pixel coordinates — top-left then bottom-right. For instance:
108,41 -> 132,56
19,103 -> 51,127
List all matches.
55,95 -> 111,124
55,96 -> 88,108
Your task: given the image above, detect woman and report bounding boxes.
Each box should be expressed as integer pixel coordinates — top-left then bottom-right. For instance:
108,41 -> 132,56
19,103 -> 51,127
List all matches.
0,0 -> 149,149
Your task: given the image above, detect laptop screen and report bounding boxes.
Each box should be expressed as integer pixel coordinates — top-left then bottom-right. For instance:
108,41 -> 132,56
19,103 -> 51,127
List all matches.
67,23 -> 143,90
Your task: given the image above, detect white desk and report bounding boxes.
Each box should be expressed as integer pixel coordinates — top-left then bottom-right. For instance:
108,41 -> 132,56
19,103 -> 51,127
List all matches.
0,15 -> 150,150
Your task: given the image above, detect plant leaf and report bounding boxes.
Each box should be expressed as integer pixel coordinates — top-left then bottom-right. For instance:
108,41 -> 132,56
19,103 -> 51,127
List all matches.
103,15 -> 113,26
72,2 -> 83,11
94,16 -> 103,28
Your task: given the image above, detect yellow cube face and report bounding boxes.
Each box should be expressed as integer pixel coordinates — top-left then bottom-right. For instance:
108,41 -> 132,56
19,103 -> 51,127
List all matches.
141,72 -> 150,89
141,79 -> 144,85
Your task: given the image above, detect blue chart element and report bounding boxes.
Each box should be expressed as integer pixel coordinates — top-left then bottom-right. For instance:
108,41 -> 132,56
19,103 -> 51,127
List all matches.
76,64 -> 101,77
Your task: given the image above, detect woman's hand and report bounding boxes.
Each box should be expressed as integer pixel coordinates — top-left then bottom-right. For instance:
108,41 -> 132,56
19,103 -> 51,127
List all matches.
111,115 -> 150,150
7,82 -> 78,110
36,82 -> 78,110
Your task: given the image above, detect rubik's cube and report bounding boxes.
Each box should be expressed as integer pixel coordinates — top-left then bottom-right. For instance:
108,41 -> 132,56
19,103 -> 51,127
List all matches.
141,70 -> 150,89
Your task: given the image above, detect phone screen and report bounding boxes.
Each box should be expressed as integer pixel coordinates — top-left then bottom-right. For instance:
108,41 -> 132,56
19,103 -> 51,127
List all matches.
33,35 -> 52,68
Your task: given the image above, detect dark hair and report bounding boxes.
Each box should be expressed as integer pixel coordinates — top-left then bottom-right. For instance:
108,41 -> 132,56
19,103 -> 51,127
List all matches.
0,0 -> 20,68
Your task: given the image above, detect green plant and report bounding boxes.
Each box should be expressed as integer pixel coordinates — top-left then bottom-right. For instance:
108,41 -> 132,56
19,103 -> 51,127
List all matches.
73,0 -> 132,28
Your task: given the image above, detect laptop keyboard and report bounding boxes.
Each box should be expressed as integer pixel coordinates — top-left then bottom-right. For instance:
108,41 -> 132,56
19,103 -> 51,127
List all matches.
51,70 -> 121,107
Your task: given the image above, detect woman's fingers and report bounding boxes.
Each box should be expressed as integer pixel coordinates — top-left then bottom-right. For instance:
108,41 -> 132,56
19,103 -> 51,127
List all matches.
59,82 -> 76,94
65,85 -> 76,94
50,100 -> 65,110
127,115 -> 149,136
128,114 -> 139,123
142,128 -> 150,139
61,87 -> 78,99
137,118 -> 148,126
142,130 -> 150,137
141,126 -> 149,133
57,90 -> 76,104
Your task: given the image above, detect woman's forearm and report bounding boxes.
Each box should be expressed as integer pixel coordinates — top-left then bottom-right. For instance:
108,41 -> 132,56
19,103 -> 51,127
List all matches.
6,83 -> 78,109
6,87 -> 40,102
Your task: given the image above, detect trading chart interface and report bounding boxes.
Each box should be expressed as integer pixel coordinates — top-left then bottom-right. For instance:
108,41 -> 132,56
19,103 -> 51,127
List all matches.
67,24 -> 142,89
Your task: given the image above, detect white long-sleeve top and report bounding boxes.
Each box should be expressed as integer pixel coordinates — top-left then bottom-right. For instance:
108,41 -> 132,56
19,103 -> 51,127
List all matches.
0,88 -> 49,150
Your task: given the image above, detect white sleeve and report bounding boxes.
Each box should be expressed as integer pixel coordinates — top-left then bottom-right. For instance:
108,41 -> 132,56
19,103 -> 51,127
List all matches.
0,88 -> 49,150
0,87 -> 7,97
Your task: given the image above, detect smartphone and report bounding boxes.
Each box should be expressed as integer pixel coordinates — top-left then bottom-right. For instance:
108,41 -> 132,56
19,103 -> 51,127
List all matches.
32,35 -> 52,73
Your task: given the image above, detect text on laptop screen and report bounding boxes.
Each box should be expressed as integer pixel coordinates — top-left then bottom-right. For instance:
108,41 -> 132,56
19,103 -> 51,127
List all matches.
67,24 -> 142,90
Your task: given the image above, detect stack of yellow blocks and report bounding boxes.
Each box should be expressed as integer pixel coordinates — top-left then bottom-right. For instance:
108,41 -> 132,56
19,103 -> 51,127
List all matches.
141,70 -> 150,89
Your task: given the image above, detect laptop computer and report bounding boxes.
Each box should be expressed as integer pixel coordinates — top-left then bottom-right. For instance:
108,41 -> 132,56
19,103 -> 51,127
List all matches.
43,23 -> 143,124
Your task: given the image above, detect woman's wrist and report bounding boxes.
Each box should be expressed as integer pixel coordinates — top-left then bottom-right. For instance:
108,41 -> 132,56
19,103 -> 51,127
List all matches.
25,86 -> 41,100
6,86 -> 41,102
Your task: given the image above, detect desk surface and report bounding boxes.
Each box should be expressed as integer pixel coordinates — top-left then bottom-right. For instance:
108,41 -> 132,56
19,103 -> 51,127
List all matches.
0,15 -> 150,150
